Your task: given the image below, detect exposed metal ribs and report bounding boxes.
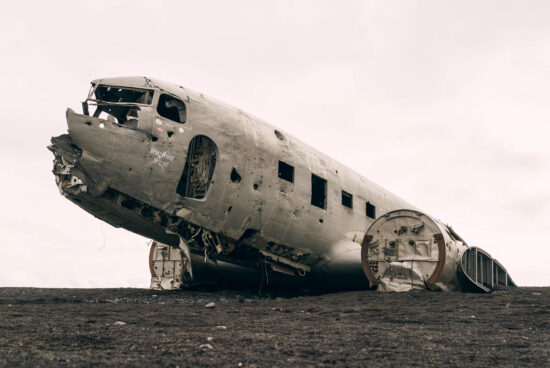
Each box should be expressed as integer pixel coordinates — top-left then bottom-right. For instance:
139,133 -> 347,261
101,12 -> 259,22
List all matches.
177,135 -> 217,199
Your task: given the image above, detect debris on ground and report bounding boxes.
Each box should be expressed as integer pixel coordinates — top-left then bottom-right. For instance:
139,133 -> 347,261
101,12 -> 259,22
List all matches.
0,287 -> 547,367
198,344 -> 213,351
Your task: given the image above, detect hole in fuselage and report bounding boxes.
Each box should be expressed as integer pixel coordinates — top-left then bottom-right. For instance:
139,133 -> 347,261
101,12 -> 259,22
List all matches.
274,130 -> 285,140
239,228 -> 259,242
177,135 -> 217,199
230,168 -> 241,183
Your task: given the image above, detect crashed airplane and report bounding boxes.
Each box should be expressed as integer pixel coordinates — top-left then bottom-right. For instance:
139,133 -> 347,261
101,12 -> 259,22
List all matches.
49,77 -> 516,292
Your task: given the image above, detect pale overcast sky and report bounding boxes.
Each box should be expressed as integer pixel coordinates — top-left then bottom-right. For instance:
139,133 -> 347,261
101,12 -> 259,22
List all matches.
1,0 -> 548,287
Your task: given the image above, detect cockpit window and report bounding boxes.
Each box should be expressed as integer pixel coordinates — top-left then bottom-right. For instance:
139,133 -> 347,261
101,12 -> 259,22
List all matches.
94,85 -> 154,104
84,84 -> 153,126
92,104 -> 141,127
157,93 -> 186,124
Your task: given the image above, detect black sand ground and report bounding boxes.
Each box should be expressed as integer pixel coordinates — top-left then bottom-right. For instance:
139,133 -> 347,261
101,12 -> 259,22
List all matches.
0,287 -> 548,367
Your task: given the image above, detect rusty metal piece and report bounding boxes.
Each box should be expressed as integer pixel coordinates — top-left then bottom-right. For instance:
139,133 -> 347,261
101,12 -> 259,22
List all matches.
426,233 -> 446,289
149,241 -> 157,277
362,210 -> 470,292
361,234 -> 377,286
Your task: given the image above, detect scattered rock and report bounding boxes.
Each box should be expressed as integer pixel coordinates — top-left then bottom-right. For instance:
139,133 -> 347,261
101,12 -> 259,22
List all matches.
207,336 -> 214,342
205,302 -> 216,309
2,287 -> 548,367
199,343 -> 213,351
114,321 -> 127,326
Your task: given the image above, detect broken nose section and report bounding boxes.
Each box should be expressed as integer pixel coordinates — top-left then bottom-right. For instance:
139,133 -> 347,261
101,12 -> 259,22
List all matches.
50,108 -> 129,200
48,134 -> 107,198
50,106 -> 146,199
49,134 -> 86,196
55,108 -> 152,199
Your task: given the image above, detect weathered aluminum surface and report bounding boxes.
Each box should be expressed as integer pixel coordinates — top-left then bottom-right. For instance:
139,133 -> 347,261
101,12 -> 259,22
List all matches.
361,209 -> 469,291
49,76 -> 516,291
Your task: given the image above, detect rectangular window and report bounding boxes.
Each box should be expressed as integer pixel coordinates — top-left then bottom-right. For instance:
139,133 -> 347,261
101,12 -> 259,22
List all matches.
278,161 -> 294,183
311,174 -> 327,209
366,202 -> 376,219
94,85 -> 154,104
342,191 -> 353,208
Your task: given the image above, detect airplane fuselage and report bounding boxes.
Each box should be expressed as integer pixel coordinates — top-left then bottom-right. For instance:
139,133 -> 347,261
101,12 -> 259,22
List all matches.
49,77 -> 515,291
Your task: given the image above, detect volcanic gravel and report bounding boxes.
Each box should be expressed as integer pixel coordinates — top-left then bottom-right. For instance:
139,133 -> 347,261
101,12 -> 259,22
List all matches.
0,287 -> 548,367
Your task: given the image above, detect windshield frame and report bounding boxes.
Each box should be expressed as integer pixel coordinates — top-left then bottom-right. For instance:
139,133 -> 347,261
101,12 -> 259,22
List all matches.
87,84 -> 156,106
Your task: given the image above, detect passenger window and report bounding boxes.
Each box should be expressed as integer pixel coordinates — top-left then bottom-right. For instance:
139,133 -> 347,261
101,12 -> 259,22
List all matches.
366,202 -> 376,219
278,161 -> 294,183
311,174 -> 327,209
342,191 -> 353,208
157,93 -> 186,123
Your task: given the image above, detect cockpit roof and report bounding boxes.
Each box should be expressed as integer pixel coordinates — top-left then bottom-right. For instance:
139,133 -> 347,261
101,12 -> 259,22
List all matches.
91,76 -> 189,101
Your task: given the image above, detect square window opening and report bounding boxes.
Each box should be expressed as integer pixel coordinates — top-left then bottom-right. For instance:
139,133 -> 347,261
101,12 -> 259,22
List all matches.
278,161 -> 294,183
311,174 -> 327,209
366,202 -> 376,219
342,191 -> 353,208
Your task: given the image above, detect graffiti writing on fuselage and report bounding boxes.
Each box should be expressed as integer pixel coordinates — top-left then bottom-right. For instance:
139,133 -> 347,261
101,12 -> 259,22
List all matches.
150,147 -> 175,168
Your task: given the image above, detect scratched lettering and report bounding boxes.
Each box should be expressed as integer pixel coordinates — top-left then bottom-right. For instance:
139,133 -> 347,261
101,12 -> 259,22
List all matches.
150,147 -> 175,168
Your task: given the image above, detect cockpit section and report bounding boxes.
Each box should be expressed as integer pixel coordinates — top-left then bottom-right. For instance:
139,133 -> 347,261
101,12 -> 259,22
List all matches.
95,85 -> 154,104
73,79 -> 218,203
81,83 -> 186,134
82,85 -> 154,127
157,93 -> 186,124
